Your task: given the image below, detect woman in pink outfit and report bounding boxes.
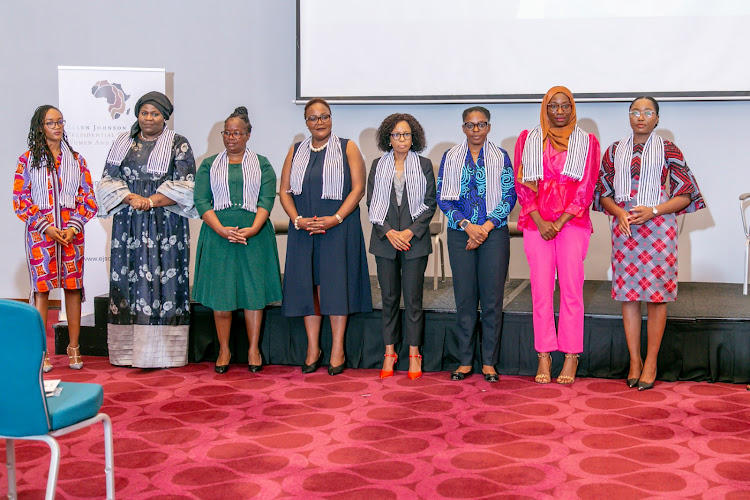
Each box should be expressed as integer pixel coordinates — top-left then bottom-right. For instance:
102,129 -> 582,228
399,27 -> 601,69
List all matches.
514,86 -> 600,385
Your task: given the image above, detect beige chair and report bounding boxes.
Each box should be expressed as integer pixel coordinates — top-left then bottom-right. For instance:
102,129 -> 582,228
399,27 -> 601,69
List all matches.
429,211 -> 446,290
740,193 -> 750,294
273,220 -> 289,235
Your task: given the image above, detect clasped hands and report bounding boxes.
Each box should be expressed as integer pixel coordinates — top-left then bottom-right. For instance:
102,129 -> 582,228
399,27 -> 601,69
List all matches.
297,215 -> 338,235
217,225 -> 258,245
464,221 -> 494,250
385,229 -> 414,251
613,205 -> 655,237
44,226 -> 76,246
127,194 -> 153,211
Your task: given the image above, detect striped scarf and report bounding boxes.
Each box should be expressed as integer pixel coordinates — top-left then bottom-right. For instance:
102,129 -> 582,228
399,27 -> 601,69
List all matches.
105,127 -> 176,175
288,134 -> 344,200
439,140 -> 506,216
209,149 -> 262,212
614,132 -> 664,207
369,151 -> 428,225
521,125 -> 589,182
28,141 -> 79,210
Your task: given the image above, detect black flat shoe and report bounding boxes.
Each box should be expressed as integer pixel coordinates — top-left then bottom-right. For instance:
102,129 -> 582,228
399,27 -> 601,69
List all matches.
328,358 -> 346,376
450,369 -> 474,381
301,350 -> 323,374
483,372 -> 499,383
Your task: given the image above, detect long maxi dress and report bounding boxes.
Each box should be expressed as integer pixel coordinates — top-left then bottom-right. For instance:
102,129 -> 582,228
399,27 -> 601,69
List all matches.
97,134 -> 197,368
595,139 -> 704,302
281,139 -> 372,317
192,154 -> 282,311
13,151 -> 98,303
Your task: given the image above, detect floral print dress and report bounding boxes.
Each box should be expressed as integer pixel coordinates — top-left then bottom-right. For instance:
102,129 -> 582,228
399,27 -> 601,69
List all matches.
98,134 -> 197,367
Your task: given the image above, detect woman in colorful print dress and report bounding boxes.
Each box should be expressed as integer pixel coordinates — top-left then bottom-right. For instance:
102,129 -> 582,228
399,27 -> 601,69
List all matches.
13,105 -> 98,371
595,96 -> 704,391
192,106 -> 282,374
514,86 -> 600,385
97,91 -> 197,368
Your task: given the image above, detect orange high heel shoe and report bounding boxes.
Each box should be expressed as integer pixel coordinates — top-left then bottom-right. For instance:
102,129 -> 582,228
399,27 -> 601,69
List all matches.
380,353 -> 398,378
408,354 -> 423,380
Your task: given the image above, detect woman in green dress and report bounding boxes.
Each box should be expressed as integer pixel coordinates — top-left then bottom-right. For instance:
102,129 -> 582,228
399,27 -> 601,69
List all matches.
192,106 -> 282,373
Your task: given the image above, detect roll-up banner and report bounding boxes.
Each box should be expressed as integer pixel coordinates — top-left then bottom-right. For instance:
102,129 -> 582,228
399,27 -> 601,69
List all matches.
58,66 -> 165,316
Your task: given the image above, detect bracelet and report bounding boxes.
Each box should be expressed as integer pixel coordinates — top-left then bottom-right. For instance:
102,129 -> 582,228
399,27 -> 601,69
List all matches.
294,215 -> 303,230
334,213 -> 343,224
148,197 -> 154,209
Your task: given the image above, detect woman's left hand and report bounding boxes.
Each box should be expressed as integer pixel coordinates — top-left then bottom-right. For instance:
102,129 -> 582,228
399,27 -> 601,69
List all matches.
627,206 -> 655,225
61,228 -> 77,245
234,226 -> 259,241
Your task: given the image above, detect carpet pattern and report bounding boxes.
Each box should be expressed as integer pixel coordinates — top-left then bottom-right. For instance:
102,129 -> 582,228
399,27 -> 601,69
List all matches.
2,349 -> 750,499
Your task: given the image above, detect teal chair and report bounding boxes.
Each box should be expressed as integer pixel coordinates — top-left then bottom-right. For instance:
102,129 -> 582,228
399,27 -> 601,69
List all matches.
0,300 -> 114,500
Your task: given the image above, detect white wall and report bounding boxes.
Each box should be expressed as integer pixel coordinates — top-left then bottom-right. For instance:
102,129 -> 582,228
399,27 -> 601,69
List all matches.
1,0 -> 747,300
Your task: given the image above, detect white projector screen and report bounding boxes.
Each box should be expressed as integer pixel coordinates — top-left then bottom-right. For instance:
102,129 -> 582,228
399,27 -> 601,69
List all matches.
297,0 -> 750,102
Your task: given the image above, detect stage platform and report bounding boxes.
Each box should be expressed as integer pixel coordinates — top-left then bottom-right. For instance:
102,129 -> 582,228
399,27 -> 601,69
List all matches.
54,278 -> 750,384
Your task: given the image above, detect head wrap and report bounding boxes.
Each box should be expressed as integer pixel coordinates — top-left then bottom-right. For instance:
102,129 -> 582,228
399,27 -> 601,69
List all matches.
540,85 -> 577,152
130,91 -> 174,137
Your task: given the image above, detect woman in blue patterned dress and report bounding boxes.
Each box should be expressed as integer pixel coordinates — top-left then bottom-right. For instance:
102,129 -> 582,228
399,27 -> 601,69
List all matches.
97,91 -> 197,368
436,106 -> 517,382
595,96 -> 704,390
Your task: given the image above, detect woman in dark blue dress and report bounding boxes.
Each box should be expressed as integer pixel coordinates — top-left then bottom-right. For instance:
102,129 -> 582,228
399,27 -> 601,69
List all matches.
279,98 -> 372,375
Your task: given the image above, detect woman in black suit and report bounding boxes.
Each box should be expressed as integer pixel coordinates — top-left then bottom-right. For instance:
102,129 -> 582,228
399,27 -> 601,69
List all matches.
367,113 -> 436,380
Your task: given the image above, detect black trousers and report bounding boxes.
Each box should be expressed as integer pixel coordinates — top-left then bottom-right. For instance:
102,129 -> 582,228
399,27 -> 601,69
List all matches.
447,226 -> 510,366
376,253 -> 429,346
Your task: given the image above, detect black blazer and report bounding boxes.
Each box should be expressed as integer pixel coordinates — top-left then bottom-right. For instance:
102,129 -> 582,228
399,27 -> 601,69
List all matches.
366,155 -> 437,260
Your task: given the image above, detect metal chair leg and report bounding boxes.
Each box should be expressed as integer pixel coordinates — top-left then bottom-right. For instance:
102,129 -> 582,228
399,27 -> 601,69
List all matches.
42,435 -> 61,500
102,414 -> 115,499
433,235 -> 439,290
6,439 -> 16,500
745,239 -> 749,295
439,238 -> 446,282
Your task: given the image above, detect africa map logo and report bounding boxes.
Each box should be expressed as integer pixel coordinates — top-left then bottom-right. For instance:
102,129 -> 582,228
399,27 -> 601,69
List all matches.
91,81 -> 130,119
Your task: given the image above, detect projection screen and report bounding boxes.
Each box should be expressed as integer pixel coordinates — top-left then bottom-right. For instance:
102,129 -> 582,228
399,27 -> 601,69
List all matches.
297,0 -> 750,102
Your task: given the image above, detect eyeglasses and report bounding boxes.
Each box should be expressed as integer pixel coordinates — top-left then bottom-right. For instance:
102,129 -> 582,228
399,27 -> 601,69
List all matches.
547,103 -> 571,112
629,110 -> 656,119
463,121 -> 488,131
390,132 -> 412,141
220,130 -> 248,138
44,120 -> 66,129
306,114 -> 331,124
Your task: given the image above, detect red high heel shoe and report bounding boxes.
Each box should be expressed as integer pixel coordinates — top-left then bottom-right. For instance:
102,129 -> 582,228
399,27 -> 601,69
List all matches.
408,354 -> 423,380
380,353 -> 398,378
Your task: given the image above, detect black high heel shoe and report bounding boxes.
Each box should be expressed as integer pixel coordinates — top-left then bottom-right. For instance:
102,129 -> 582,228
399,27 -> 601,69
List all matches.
328,357 -> 346,376
301,350 -> 323,374
248,352 -> 263,373
637,370 -> 657,391
627,360 -> 644,388
215,351 -> 232,374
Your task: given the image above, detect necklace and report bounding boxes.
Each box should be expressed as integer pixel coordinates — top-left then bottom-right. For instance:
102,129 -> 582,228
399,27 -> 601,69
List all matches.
140,131 -> 157,142
310,141 -> 328,153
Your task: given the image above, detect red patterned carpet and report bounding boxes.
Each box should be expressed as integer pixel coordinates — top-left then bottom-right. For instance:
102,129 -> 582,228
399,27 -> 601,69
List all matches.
2,319 -> 750,498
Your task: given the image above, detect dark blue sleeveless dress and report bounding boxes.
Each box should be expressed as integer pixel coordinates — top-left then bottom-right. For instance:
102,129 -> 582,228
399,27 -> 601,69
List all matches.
282,139 -> 373,316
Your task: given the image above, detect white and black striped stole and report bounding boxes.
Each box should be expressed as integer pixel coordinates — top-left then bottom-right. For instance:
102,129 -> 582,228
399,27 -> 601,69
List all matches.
521,125 -> 589,182
440,140 -> 506,216
105,127 -> 176,175
369,151 -> 428,225
28,141 -> 80,210
288,133 -> 344,200
613,132 -> 664,207
209,149 -> 262,212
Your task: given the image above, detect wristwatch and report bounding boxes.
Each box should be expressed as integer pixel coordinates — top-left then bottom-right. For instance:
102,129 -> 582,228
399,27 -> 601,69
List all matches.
459,219 -> 470,230
652,207 -> 659,216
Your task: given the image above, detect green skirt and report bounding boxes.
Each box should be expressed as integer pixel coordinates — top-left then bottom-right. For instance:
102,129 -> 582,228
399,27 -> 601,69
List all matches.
192,208 -> 282,311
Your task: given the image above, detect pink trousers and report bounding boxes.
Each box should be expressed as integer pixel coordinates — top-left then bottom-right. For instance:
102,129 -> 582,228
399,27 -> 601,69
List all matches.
523,224 -> 590,354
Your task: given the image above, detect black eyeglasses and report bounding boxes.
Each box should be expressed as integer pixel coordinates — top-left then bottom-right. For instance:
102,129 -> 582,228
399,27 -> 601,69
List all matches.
44,120 -> 66,129
306,114 -> 331,124
463,121 -> 488,131
390,132 -> 412,141
547,103 -> 571,112
629,110 -> 656,119
220,131 -> 248,138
